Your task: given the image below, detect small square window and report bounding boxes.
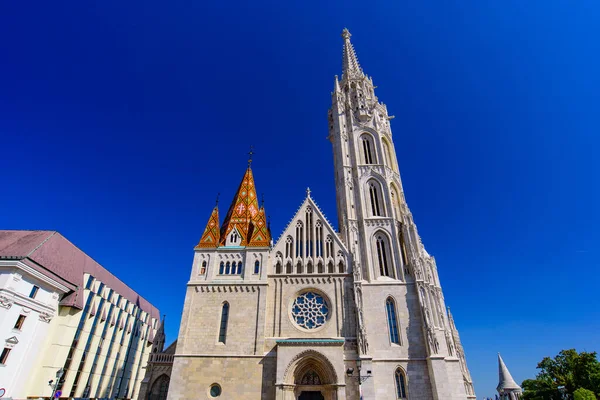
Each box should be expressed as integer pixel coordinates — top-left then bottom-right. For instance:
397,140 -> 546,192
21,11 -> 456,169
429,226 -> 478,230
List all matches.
0,348 -> 11,365
29,286 -> 39,299
14,315 -> 26,330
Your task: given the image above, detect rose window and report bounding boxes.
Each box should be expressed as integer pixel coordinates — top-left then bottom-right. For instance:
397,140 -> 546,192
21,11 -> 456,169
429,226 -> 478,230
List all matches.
291,292 -> 329,330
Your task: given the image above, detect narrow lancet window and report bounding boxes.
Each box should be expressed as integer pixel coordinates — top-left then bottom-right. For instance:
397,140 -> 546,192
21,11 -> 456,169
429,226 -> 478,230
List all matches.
218,303 -> 229,344
369,182 -> 382,216
219,262 -> 225,275
376,235 -> 391,277
395,368 -> 408,399
254,260 -> 260,274
386,297 -> 400,344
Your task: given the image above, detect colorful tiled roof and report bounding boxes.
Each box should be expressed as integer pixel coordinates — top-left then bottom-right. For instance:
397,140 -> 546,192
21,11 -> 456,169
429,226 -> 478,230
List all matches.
196,206 -> 220,248
219,167 -> 271,247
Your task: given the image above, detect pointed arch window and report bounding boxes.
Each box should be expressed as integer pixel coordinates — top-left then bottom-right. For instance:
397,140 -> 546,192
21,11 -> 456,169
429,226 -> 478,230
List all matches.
254,260 -> 260,274
383,138 -> 394,169
395,368 -> 408,399
307,262 -> 314,274
218,302 -> 229,344
386,297 -> 400,344
286,262 -> 293,274
338,261 -> 345,274
225,262 -> 231,274
295,222 -> 304,258
325,236 -> 333,258
361,134 -> 376,164
376,235 -> 391,277
369,181 -> 384,217
285,236 -> 293,259
235,261 -> 243,275
327,261 -> 334,274
315,221 -> 323,257
200,261 -> 207,275
276,262 -> 282,274
219,262 -> 225,275
297,262 -> 303,274
306,207 -> 313,257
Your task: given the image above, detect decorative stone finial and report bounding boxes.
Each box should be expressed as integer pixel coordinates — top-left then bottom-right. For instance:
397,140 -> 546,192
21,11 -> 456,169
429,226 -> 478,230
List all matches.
306,187 -> 311,197
342,28 -> 351,40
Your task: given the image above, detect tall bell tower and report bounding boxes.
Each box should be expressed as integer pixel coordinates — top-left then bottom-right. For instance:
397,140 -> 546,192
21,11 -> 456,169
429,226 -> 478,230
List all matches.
328,29 -> 476,399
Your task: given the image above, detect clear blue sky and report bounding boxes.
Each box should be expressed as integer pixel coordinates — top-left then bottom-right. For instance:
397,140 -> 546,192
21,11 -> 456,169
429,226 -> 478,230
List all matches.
1,0 -> 599,396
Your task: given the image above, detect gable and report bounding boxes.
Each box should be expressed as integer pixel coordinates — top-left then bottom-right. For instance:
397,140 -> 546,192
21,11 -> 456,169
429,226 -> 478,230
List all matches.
273,194 -> 348,272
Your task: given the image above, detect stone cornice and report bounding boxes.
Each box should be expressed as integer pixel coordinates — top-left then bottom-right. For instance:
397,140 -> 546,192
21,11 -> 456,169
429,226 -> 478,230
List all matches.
276,338 -> 345,347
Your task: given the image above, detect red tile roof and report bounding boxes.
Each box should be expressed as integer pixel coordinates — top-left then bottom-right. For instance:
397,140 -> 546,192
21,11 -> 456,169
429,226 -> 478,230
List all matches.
0,230 -> 159,318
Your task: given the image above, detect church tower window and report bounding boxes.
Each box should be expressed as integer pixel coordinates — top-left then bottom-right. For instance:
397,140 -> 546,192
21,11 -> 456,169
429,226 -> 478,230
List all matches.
225,262 -> 231,275
361,134 -> 376,164
368,181 -> 384,217
254,260 -> 260,274
376,235 -> 391,277
218,303 -> 229,344
386,297 -> 400,344
325,236 -> 333,258
200,261 -> 207,275
235,262 -> 242,275
395,368 -> 408,399
219,262 -> 224,275
285,236 -> 293,259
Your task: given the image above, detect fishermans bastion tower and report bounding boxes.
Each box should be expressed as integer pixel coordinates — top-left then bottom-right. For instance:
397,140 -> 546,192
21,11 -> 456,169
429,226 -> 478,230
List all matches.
167,29 -> 476,400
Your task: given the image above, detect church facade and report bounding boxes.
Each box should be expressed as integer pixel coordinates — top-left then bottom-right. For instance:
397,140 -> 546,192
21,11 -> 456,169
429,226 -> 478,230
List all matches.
167,29 -> 475,400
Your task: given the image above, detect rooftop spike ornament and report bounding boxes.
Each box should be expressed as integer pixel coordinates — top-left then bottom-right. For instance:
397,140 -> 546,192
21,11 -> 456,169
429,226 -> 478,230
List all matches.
341,28 -> 365,81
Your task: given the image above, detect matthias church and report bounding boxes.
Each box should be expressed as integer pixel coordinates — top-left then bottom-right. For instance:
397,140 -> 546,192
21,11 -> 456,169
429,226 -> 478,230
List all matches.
160,29 -> 475,400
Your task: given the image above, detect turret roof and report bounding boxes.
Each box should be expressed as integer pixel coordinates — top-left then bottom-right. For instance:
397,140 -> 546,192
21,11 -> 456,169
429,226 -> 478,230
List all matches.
196,206 -> 220,248
497,353 -> 521,392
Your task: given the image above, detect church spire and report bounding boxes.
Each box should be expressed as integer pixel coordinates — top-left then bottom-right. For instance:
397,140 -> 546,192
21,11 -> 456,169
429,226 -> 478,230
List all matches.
196,204 -> 220,248
497,354 -> 522,394
341,28 -> 365,81
220,164 -> 271,247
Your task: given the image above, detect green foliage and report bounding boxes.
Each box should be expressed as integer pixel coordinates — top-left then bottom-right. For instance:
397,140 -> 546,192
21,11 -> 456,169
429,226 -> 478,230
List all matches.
522,349 -> 600,400
574,388 -> 597,400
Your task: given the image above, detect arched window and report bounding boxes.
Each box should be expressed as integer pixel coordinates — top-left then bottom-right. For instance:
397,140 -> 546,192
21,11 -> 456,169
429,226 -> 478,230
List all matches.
368,181 -> 384,217
327,261 -> 334,273
306,207 -> 313,257
383,138 -> 394,169
295,222 -> 304,258
376,235 -> 391,277
285,236 -> 293,259
200,261 -> 207,275
315,221 -> 323,257
325,236 -> 333,258
219,262 -> 225,275
286,262 -> 293,274
254,260 -> 260,274
276,262 -> 282,274
236,261 -> 243,275
386,297 -> 400,344
338,261 -> 344,274
218,303 -> 229,344
361,134 -> 376,164
395,368 -> 408,399
399,226 -> 408,267
225,262 -> 231,275
297,261 -> 303,274
317,262 -> 324,274
307,262 -> 314,274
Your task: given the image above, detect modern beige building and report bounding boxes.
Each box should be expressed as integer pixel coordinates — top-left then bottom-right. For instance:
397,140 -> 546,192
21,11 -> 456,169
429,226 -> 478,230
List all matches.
167,30 -> 475,400
0,230 -> 160,399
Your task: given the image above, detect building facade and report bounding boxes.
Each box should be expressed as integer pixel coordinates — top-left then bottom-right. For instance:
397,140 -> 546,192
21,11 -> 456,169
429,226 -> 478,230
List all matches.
0,230 -> 160,399
168,30 -> 475,400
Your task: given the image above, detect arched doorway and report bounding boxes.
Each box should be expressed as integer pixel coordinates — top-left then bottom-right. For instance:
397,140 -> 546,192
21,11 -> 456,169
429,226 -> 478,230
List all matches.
148,374 -> 169,400
283,350 -> 339,400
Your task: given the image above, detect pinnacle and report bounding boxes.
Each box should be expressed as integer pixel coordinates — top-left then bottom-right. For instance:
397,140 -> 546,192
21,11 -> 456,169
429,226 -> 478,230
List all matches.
341,28 -> 364,80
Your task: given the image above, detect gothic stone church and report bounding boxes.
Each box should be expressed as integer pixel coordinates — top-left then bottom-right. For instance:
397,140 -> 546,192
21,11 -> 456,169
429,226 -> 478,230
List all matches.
167,30 -> 476,400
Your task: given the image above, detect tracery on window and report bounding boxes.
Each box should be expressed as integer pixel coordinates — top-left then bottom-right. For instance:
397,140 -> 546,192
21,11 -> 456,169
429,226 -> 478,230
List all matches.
299,370 -> 322,385
386,297 -> 400,344
291,292 -> 329,330
395,368 -> 408,399
376,235 -> 391,277
369,181 -> 384,217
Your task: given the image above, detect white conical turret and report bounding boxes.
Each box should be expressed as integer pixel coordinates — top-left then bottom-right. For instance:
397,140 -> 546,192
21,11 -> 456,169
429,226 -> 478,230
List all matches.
497,353 -> 522,399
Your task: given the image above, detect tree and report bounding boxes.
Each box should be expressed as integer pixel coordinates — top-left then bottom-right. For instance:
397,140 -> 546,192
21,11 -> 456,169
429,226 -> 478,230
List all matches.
574,388 -> 596,400
522,349 -> 600,400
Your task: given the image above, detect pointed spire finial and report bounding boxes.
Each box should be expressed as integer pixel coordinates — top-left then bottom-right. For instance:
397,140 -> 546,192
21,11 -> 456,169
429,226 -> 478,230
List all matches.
306,187 -> 311,197
341,28 -> 364,80
215,193 -> 220,206
248,145 -> 254,167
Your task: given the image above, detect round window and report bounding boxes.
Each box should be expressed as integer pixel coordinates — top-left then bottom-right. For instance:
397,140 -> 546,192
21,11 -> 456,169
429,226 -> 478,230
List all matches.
291,291 -> 329,330
209,384 -> 221,397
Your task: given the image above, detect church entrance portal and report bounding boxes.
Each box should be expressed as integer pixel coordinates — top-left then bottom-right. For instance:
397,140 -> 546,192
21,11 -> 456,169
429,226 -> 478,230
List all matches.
299,391 -> 325,400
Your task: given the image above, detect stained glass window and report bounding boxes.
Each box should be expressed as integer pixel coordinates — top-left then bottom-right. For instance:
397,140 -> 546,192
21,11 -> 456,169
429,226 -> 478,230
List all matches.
291,292 -> 329,330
